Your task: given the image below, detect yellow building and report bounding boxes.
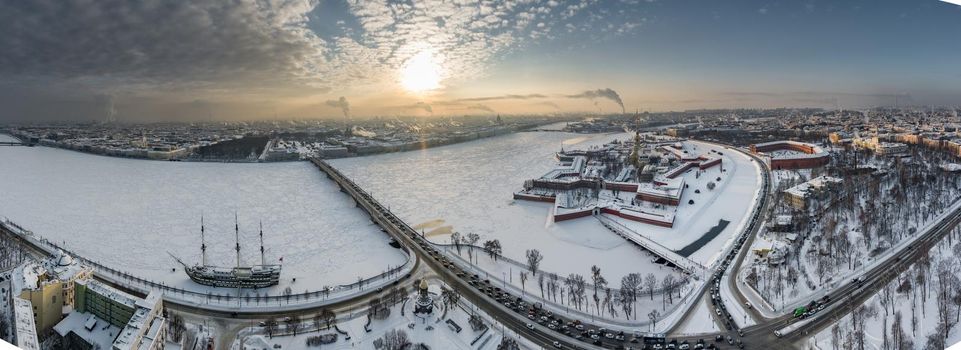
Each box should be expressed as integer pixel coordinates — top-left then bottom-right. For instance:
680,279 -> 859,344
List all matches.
17,251 -> 93,334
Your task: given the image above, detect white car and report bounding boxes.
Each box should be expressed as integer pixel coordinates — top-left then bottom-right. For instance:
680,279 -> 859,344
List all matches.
526,323 -> 534,330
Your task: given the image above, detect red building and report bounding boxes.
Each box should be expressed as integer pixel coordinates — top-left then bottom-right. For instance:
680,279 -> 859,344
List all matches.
750,141 -> 830,170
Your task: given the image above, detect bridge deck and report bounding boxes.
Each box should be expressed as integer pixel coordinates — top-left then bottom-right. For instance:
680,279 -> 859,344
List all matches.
596,215 -> 705,275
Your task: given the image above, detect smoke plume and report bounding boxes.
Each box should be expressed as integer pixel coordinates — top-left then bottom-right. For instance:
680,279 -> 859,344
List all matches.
466,104 -> 495,113
406,102 -> 433,114
567,88 -> 625,113
325,96 -> 350,118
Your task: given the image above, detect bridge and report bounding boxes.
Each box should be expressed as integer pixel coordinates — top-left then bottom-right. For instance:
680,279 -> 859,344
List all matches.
308,157 -> 613,350
596,215 -> 706,276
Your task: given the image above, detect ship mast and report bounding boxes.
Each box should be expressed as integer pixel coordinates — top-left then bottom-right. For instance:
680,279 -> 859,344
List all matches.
235,213 -> 241,268
259,221 -> 265,266
201,214 -> 207,266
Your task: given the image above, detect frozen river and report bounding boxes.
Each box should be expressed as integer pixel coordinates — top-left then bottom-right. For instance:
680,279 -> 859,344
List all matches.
330,131 -> 692,284
0,134 -> 407,294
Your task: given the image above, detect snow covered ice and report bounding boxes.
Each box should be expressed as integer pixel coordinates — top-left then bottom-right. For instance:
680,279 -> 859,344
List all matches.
0,137 -> 407,294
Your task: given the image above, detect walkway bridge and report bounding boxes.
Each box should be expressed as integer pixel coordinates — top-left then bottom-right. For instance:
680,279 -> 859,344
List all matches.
596,215 -> 706,276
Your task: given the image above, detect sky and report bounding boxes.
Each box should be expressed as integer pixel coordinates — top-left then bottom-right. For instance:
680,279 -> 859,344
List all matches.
0,0 -> 959,122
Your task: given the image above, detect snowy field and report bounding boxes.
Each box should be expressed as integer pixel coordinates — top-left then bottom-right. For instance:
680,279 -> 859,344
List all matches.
0,134 -> 406,294
609,141 -> 762,266
329,131 -> 693,289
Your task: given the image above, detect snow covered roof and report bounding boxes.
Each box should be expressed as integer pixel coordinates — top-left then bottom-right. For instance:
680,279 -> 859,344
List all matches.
54,311 -> 121,350
784,176 -> 842,198
114,291 -> 163,350
13,298 -> 40,350
78,279 -> 138,309
638,177 -> 685,199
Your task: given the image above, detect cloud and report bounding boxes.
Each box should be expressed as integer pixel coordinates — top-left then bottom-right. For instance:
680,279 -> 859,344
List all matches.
566,88 -> 626,113
325,96 -> 351,118
0,1 -> 327,86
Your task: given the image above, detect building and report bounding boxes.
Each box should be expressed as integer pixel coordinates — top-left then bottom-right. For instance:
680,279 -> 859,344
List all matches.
636,177 -> 685,206
750,141 -> 830,170
55,279 -> 167,350
11,298 -> 40,350
16,250 -> 93,334
783,176 -> 844,210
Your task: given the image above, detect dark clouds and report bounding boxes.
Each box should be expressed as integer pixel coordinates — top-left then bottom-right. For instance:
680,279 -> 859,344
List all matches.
0,0 -> 326,85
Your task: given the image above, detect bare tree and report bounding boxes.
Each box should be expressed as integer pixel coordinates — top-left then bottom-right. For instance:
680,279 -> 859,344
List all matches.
526,249 -> 543,276
538,273 -> 545,298
648,309 -> 660,332
383,329 -> 411,350
497,336 -> 521,350
441,286 -> 461,311
465,233 -> 480,263
264,317 -> 278,338
166,313 -> 186,343
451,232 -> 462,254
483,239 -> 502,261
319,308 -> 336,330
644,273 -> 657,300
287,315 -> 302,335
519,271 -> 528,295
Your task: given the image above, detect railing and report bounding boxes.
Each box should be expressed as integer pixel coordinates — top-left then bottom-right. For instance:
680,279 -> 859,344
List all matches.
1,216 -> 416,313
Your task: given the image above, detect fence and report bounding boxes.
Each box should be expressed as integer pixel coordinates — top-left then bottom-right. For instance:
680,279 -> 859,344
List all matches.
1,217 -> 416,312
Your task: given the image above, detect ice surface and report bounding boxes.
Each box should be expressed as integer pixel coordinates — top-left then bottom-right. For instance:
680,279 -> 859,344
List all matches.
329,131 -> 690,285
0,139 -> 407,294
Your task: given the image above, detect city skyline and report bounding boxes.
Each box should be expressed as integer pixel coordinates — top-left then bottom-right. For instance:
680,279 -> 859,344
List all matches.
0,0 -> 959,122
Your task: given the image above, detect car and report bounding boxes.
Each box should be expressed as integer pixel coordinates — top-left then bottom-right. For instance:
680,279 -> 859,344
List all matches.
715,335 -> 723,342
679,343 -> 690,350
715,308 -> 721,315
591,334 -> 600,340
526,323 -> 535,330
552,341 -> 563,348
605,333 -> 614,339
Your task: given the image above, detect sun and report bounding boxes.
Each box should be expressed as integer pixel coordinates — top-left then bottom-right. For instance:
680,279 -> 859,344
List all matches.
400,50 -> 442,93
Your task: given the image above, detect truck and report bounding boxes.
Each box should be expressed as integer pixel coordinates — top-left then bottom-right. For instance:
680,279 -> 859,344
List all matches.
792,306 -> 807,318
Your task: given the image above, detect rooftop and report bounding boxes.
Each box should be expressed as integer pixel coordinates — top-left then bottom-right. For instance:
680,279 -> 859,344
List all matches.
13,298 -> 40,350
54,311 -> 122,350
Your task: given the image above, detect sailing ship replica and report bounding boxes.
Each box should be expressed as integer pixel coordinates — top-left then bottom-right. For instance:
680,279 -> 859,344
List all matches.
170,215 -> 282,288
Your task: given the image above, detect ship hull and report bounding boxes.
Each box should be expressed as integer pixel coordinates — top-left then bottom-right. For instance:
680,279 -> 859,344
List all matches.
185,265 -> 281,289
